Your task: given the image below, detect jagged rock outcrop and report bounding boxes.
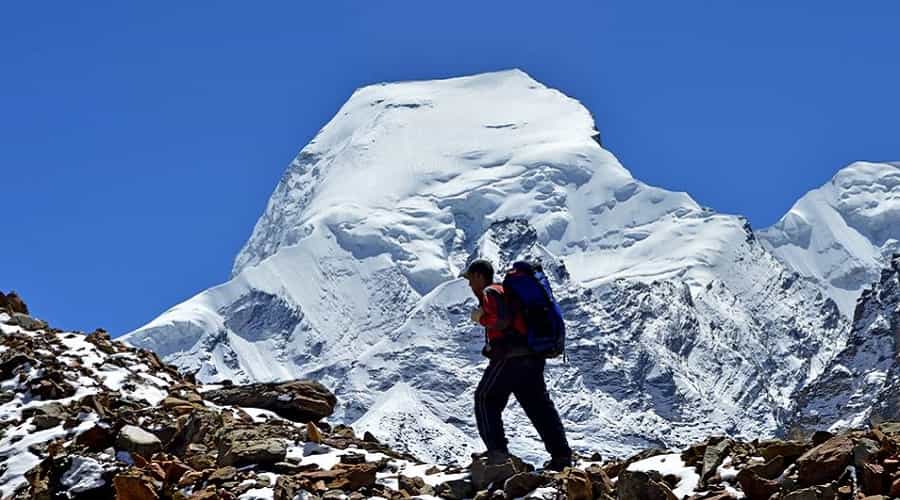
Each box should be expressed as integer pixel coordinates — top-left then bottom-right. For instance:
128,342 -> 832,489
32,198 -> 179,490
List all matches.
204,380 -> 336,423
790,254 -> 900,436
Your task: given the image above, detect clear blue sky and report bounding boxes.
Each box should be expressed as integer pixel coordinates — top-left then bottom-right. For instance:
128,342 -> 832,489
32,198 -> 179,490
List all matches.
2,2 -> 898,335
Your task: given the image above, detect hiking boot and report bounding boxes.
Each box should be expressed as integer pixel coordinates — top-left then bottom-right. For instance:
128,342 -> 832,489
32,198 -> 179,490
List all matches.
544,455 -> 573,472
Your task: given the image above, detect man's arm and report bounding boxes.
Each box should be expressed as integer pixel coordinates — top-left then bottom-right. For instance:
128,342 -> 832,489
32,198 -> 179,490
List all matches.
479,288 -> 511,330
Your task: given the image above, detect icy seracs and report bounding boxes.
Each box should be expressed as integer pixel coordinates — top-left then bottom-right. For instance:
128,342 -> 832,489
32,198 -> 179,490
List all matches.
124,70 -> 881,464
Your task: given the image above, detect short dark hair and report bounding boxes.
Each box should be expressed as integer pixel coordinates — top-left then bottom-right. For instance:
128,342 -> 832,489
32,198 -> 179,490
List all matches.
462,259 -> 494,281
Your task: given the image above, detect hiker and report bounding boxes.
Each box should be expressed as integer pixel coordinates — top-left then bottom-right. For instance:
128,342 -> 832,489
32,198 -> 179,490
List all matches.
461,258 -> 573,471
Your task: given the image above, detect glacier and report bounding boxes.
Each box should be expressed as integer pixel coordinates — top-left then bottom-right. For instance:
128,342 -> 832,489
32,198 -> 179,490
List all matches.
124,69 -> 896,465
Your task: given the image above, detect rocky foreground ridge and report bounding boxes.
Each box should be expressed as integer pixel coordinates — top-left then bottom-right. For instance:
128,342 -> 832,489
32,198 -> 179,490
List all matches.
3,291 -> 900,500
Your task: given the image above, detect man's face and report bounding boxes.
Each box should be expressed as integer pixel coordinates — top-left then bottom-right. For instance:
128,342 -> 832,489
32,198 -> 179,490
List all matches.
466,272 -> 489,296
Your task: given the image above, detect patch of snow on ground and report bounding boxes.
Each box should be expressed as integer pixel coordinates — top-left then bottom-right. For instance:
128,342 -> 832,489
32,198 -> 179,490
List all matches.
627,453 -> 701,499
61,456 -> 106,494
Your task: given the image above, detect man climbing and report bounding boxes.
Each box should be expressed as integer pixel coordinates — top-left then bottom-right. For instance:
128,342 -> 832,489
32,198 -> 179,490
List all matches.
461,258 -> 573,471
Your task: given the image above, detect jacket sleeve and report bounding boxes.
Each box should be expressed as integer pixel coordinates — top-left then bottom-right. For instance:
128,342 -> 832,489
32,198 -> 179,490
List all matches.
479,288 -> 511,330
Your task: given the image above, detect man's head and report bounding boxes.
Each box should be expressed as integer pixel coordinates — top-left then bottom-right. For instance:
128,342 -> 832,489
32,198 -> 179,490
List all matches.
462,259 -> 495,295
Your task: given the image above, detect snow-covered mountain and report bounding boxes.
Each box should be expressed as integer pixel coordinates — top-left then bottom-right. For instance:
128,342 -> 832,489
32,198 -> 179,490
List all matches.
759,161 -> 900,316
788,254 -> 900,436
123,69 -> 884,464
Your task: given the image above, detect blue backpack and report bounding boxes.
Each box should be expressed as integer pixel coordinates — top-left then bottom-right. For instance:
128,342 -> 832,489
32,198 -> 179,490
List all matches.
502,261 -> 566,359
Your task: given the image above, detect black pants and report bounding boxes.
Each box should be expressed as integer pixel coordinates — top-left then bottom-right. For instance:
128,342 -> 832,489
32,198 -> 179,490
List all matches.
474,355 -> 571,459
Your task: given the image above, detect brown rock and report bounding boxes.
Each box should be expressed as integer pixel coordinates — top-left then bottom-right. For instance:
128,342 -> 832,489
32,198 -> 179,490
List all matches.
216,425 -> 288,467
811,430 -> 835,446
0,351 -> 37,379
177,470 -> 205,488
470,453 -> 532,491
503,472 -> 549,498
76,424 -> 114,451
399,474 -> 427,496
861,462 -> 887,496
584,464 -> 615,496
29,377 -> 76,400
1,291 -> 29,314
291,463 -> 378,492
208,466 -> 238,483
796,435 -> 854,486
114,473 -> 159,500
435,477 -> 474,499
757,439 -> 809,462
558,467 -> 592,500
617,470 -> 678,500
204,380 -> 337,423
306,421 -> 323,443
736,468 -> 781,500
891,475 -> 900,497
23,402 -> 67,430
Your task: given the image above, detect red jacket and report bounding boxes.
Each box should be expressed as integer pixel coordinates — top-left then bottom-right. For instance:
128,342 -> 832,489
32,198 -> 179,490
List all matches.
479,284 -> 527,343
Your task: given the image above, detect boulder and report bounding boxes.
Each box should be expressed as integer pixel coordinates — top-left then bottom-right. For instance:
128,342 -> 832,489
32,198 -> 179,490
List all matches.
399,474 -> 429,496
558,467 -> 592,500
584,464 -> 615,496
860,462 -> 887,496
11,312 -> 47,331
470,453 -> 532,491
616,470 -> 678,500
289,463 -> 378,492
218,435 -> 287,467
0,291 -> 29,314
76,424 -> 114,451
854,438 -> 882,468
435,477 -> 474,499
700,438 -> 732,484
24,402 -> 67,430
503,472 -> 549,498
0,351 -> 36,379
113,472 -> 159,500
796,435 -> 854,486
811,430 -> 835,446
736,468 -> 781,500
116,425 -> 163,458
757,439 -> 809,462
203,380 -> 336,422
207,466 -> 238,483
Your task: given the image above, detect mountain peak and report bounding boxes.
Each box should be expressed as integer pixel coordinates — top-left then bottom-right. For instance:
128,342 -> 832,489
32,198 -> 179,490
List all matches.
760,160 -> 900,315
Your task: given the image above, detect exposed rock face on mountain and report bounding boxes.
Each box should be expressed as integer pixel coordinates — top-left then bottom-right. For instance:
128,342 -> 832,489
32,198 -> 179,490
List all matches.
760,161 -> 900,316
122,70 -> 868,464
789,254 -> 900,436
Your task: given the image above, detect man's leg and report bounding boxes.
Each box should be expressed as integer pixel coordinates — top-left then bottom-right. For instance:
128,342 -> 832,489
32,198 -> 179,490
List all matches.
474,359 -> 514,455
512,356 -> 572,461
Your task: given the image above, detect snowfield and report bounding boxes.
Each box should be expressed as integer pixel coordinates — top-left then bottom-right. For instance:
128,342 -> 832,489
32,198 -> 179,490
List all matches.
124,70 -> 895,464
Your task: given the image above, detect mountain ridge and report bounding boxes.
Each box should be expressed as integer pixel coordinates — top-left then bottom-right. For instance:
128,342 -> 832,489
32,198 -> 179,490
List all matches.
123,70 -> 894,464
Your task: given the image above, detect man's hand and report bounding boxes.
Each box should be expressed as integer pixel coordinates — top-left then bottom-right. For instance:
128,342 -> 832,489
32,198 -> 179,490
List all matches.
470,307 -> 484,324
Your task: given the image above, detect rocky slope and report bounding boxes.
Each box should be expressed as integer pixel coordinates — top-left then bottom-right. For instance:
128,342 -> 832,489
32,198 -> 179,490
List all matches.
7,292 -> 900,500
123,70 -> 859,464
789,254 -> 900,437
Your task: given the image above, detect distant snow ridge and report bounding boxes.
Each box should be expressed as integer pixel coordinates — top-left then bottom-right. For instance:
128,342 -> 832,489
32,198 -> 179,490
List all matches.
760,161 -> 900,316
124,69 -> 899,464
